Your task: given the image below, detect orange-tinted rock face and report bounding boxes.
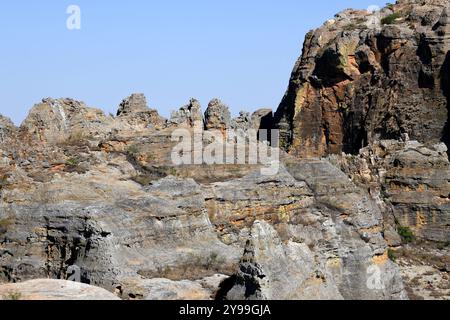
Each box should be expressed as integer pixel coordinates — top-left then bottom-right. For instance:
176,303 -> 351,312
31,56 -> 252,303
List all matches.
275,1 -> 450,158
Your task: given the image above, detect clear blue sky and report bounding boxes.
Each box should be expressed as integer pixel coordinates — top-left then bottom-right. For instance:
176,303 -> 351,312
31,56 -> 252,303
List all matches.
0,0 -> 390,125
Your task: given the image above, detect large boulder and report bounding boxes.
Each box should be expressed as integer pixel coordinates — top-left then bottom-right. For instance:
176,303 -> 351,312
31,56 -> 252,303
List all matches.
0,279 -> 120,300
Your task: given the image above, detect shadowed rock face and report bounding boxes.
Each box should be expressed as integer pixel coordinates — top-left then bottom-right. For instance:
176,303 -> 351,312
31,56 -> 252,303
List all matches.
274,0 -> 450,157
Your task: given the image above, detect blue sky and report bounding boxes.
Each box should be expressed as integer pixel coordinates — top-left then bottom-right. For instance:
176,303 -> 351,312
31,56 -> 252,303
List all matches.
0,0 -> 390,125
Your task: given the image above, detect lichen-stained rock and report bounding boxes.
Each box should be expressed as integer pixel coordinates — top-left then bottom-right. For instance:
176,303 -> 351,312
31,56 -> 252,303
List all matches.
0,279 -> 120,300
224,221 -> 343,300
20,98 -> 112,145
337,140 -> 450,243
116,93 -> 166,130
204,98 -> 231,132
206,160 -> 406,300
0,169 -> 240,295
169,98 -> 203,127
0,115 -> 16,144
274,0 -> 450,157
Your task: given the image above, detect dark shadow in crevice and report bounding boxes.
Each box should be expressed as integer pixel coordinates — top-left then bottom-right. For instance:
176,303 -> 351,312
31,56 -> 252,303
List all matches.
440,52 -> 450,158
257,112 -> 274,144
342,111 -> 368,155
215,275 -> 237,301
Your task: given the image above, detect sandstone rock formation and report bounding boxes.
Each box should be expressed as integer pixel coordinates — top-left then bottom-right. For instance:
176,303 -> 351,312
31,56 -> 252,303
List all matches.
274,0 -> 450,157
0,115 -> 15,143
0,93 -> 407,299
204,99 -> 231,131
116,93 -> 166,130
169,98 -> 203,127
1,0 -> 450,301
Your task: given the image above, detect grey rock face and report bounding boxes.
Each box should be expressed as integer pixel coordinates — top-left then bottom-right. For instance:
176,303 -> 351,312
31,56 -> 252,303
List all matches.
204,99 -> 231,131
115,94 -> 166,130
205,161 -> 406,300
20,98 -> 111,144
230,111 -> 251,132
274,1 -> 450,157
224,221 -> 343,300
116,93 -> 149,116
337,140 -> 450,243
169,98 -> 203,127
0,115 -> 15,144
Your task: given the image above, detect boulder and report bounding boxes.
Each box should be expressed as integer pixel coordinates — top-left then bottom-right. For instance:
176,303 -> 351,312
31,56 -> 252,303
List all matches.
0,279 -> 120,300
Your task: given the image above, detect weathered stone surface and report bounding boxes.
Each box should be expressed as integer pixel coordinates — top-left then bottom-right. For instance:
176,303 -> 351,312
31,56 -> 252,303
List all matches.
274,0 -> 450,157
20,98 -> 111,145
224,221 -> 343,300
335,140 -> 450,243
0,128 -> 406,300
6,1 -> 450,301
0,115 -> 15,144
117,93 -> 149,116
169,98 -> 203,127
116,93 -> 166,130
204,99 -> 231,132
206,161 -> 406,300
230,111 -> 251,132
0,279 -> 120,300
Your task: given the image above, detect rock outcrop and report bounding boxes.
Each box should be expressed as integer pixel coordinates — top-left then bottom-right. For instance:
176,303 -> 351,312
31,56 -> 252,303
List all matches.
20,98 -> 111,145
0,115 -> 15,143
204,99 -> 231,132
0,94 -> 407,299
169,98 -> 203,127
0,279 -> 120,300
335,139 -> 450,243
116,93 -> 166,130
274,0 -> 450,157
2,0 -> 450,301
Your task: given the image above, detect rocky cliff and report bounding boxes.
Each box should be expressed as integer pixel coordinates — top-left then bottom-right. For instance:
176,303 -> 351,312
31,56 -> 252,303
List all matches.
1,0 -> 449,301
272,0 -> 450,299
275,0 -> 450,157
0,92 -> 409,300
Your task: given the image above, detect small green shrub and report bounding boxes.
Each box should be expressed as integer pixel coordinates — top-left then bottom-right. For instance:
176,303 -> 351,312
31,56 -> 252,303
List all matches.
397,226 -> 415,243
381,12 -> 402,25
388,248 -> 397,262
66,157 -> 80,167
126,144 -> 140,156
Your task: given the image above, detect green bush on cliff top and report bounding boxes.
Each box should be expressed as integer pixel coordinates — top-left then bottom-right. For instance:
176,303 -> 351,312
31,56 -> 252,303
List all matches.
381,12 -> 402,25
